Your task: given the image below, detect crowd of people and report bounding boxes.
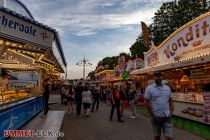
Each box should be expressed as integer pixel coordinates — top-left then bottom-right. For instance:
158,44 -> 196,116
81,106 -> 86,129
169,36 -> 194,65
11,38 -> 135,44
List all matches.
44,81 -> 138,121
41,72 -> 175,140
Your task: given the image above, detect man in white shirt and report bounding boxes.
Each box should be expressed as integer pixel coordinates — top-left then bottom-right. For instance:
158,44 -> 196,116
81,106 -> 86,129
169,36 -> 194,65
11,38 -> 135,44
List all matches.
144,71 -> 174,140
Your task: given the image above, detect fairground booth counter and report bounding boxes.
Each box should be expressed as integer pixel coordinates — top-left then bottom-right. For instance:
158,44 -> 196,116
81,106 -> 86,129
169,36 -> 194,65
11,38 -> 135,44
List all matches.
0,0 -> 66,139
131,12 -> 210,125
94,70 -> 115,85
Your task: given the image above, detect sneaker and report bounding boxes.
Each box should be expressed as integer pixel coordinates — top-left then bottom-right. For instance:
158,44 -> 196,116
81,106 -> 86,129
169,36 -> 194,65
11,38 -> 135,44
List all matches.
130,116 -> 137,119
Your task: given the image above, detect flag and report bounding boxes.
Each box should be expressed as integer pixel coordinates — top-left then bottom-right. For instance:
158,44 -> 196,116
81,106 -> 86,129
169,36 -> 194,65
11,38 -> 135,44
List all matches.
141,21 -> 150,46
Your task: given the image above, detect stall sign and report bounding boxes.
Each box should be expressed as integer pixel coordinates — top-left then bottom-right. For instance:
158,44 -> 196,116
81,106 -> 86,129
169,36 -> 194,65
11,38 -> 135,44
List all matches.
114,65 -> 121,78
133,58 -> 144,69
126,59 -> 144,72
126,60 -> 135,72
118,55 -> 126,70
0,12 -> 54,48
145,12 -> 210,67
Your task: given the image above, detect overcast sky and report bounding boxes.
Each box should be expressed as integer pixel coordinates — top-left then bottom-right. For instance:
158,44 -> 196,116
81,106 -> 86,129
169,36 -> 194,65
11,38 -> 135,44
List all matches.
20,0 -> 172,79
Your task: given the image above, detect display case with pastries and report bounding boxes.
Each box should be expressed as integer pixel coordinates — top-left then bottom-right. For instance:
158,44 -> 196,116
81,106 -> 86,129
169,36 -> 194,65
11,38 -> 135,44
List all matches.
0,88 -> 32,105
172,92 -> 204,104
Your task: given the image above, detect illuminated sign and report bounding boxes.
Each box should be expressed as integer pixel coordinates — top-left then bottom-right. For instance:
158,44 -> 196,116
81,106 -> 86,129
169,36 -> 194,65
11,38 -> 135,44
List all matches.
145,12 -> 210,67
0,11 -> 54,48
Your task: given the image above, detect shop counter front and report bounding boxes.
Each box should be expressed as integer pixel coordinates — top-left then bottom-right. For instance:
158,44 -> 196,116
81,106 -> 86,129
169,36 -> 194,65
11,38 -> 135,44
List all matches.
0,96 -> 43,140
172,92 -> 210,125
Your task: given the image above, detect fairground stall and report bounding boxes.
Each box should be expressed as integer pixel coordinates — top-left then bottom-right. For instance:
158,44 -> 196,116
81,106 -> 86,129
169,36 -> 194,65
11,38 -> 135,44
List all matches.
132,12 -> 210,125
94,56 -> 145,89
0,0 -> 66,139
94,56 -> 145,105
126,58 -> 144,93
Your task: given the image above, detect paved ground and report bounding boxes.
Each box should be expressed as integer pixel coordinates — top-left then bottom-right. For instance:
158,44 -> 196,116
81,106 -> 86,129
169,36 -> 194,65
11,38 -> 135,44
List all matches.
9,111 -> 65,140
48,95 -> 205,140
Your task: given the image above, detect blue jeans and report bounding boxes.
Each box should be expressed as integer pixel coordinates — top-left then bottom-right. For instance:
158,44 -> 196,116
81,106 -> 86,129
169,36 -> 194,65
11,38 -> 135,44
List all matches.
91,96 -> 100,111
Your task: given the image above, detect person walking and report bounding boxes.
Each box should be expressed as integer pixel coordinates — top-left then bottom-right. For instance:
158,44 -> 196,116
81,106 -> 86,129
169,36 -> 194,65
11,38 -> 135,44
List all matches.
82,86 -> 93,117
41,78 -> 50,118
144,71 -> 174,140
60,84 -> 66,104
102,86 -> 108,104
110,85 -> 124,122
66,85 -> 75,116
75,82 -> 83,115
91,83 -> 100,111
129,85 -> 137,119
120,85 -> 126,117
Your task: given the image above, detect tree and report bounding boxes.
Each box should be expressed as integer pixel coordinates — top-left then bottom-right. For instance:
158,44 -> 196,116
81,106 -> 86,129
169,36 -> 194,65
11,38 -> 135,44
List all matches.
119,52 -> 131,62
129,35 -> 150,60
175,0 -> 209,27
91,0 -> 210,76
150,0 -> 209,46
87,71 -> 95,80
150,2 -> 177,46
96,56 -> 118,71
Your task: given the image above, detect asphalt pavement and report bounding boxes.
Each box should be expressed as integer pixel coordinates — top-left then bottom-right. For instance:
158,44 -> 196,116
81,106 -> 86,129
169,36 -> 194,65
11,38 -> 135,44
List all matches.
48,95 -> 205,140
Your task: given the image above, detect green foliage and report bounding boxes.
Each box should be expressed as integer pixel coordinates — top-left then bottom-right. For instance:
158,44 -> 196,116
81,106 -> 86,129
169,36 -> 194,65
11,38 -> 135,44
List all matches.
150,2 -> 177,46
89,0 -> 210,77
96,52 -> 130,71
97,56 -> 118,70
122,70 -> 130,80
119,52 -> 131,62
176,0 -> 209,24
129,36 -> 150,60
150,0 -> 209,46
87,71 -> 95,80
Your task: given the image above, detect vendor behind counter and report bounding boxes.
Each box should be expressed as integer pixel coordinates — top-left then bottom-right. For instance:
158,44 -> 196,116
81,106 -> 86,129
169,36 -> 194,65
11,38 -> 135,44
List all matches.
0,69 -> 8,90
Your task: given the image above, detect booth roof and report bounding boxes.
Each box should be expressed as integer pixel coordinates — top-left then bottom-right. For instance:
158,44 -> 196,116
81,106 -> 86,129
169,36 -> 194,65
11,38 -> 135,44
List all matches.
0,7 -> 67,68
131,53 -> 210,75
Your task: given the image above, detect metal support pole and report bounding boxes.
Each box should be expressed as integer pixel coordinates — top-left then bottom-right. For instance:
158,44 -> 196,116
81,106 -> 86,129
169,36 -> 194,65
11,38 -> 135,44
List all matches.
76,55 -> 92,80
65,64 -> 67,81
83,58 -> 85,80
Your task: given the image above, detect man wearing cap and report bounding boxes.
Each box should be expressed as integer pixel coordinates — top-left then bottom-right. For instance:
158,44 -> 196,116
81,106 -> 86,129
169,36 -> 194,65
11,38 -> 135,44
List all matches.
144,72 -> 174,140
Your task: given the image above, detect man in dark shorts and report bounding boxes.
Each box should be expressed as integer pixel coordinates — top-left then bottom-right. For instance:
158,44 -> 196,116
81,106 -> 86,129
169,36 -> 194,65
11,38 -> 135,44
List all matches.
144,72 -> 174,140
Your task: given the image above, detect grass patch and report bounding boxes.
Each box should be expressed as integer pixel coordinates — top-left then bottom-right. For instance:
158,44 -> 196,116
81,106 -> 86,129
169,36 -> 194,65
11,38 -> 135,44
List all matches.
137,107 -> 210,139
